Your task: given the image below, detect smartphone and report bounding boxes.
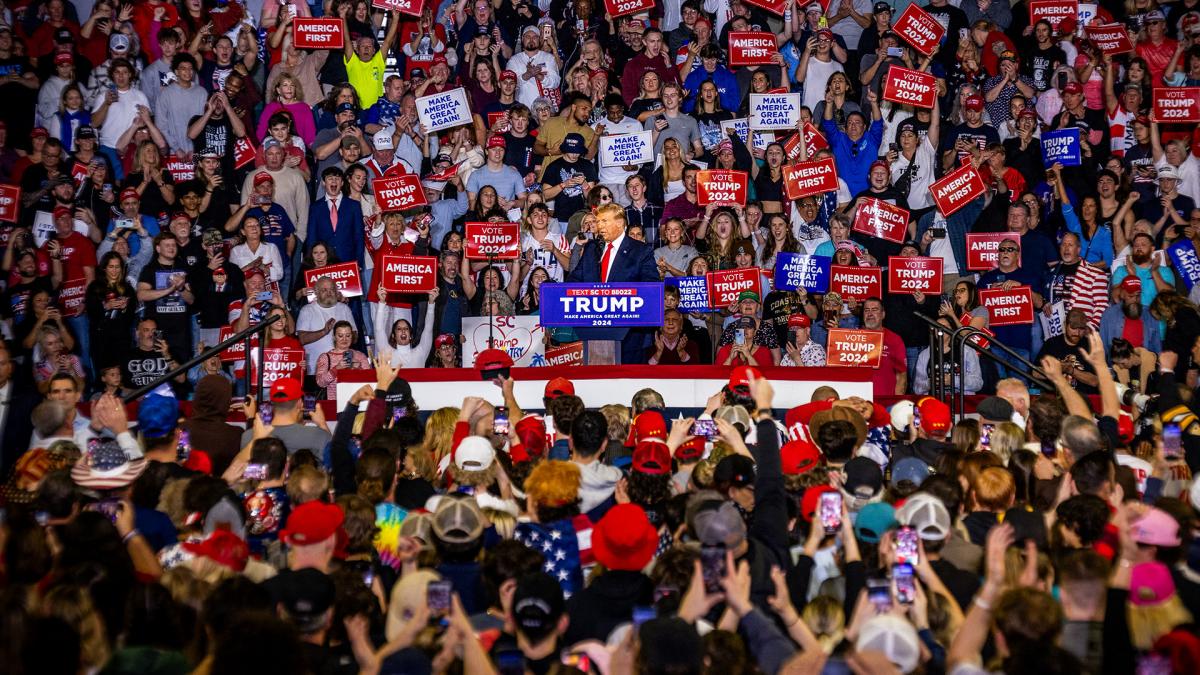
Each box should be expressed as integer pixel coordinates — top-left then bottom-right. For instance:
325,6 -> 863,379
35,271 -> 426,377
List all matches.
255,291 -> 274,302
1136,653 -> 1173,675
392,405 -> 408,424
563,653 -> 591,671
931,228 -> 946,239
819,491 -> 842,534
980,423 -> 994,448
823,308 -> 837,324
653,584 -> 679,607
1163,423 -> 1183,459
734,328 -> 746,346
893,563 -> 916,605
91,498 -> 120,523
242,463 -> 268,481
632,605 -> 657,628
427,580 -> 452,617
887,46 -> 904,58
690,418 -> 717,439
788,329 -> 799,348
177,429 -> 191,462
259,402 -> 274,425
700,544 -> 727,595
896,526 -> 919,566
493,405 -> 510,435
302,394 -> 316,419
363,569 -> 375,588
867,577 -> 892,611
153,329 -> 165,343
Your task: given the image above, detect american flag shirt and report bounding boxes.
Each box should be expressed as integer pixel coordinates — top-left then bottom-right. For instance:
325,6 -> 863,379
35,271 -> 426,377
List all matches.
515,515 -> 594,597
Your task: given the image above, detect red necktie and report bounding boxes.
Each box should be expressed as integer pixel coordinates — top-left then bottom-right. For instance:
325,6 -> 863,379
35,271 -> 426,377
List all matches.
329,199 -> 338,232
600,242 -> 613,283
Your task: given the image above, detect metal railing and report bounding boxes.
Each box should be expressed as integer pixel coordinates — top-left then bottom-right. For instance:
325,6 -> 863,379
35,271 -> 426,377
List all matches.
912,312 -> 1053,419
122,314 -> 282,403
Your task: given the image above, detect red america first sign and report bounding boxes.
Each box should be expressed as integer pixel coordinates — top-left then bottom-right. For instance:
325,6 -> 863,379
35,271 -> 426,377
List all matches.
304,261 -> 363,297
887,256 -> 943,294
930,163 -> 986,216
380,255 -> 437,293
1152,88 -> 1200,123
603,0 -> 655,17
783,158 -> 839,200
292,18 -> 345,49
852,198 -> 909,243
464,222 -> 520,260
892,4 -> 945,57
882,66 -> 938,109
1028,0 -> 1078,29
1085,24 -> 1134,55
740,0 -> 787,15
965,232 -> 1022,270
728,32 -> 778,66
373,174 -> 428,212
829,265 -> 882,300
979,286 -> 1035,325
696,170 -> 749,206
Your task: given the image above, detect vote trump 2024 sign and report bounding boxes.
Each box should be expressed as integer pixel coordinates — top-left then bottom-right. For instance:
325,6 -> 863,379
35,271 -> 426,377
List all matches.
373,174 -> 427,212
464,222 -> 520,260
888,256 -> 942,294
696,170 -> 748,206
882,67 -> 937,109
825,329 -> 884,368
538,283 -> 665,327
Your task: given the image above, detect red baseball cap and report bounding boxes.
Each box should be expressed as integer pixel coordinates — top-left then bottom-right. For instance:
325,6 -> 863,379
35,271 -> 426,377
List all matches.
475,348 -> 514,372
964,95 -> 984,111
544,376 -> 575,399
280,501 -> 345,546
431,53 -> 449,68
632,440 -> 672,475
728,365 -> 762,393
486,134 -> 506,149
675,435 -> 706,462
916,396 -> 952,435
1120,275 -> 1142,294
119,187 -> 140,202
1063,81 -> 1083,95
788,314 -> 812,329
499,69 -> 518,82
253,171 -> 274,186
30,127 -> 49,139
624,410 -> 667,446
434,333 -> 456,348
781,439 -> 822,476
52,205 -> 72,221
592,504 -> 659,571
269,377 -> 303,403
54,52 -> 73,66
183,529 -> 249,571
801,484 -> 837,522
514,415 -> 547,459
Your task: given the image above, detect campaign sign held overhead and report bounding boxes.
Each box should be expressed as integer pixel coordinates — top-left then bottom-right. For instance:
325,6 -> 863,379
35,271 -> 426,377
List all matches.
539,283 -> 665,327
416,87 -> 473,132
774,253 -> 831,292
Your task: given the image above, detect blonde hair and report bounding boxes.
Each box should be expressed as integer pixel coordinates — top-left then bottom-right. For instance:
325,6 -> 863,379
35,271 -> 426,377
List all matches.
600,404 -> 631,447
286,465 -> 330,505
273,72 -> 306,103
40,585 -> 110,670
594,202 -> 626,225
1129,598 -> 1192,650
419,407 -> 461,469
802,595 -> 846,654
485,509 -> 517,539
385,569 -> 441,640
159,565 -> 212,611
988,422 -> 1025,465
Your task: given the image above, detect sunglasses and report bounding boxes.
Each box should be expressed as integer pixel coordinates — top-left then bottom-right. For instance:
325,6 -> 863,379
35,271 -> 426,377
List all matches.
998,246 -> 1019,252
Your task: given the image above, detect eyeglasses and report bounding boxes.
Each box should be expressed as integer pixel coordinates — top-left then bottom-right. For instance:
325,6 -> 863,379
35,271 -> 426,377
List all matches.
998,246 -> 1019,252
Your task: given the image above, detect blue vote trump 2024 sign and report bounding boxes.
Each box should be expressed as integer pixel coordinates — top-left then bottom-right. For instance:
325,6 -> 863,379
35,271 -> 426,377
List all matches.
774,253 -> 831,292
539,283 -> 665,327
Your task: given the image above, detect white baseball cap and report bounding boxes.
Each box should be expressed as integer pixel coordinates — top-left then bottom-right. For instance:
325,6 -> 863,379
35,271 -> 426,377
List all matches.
454,436 -> 496,472
857,615 -> 921,673
372,128 -> 395,151
895,492 -> 951,541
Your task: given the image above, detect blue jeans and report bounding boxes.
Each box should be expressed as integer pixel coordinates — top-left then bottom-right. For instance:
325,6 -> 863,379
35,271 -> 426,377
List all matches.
995,347 -> 1033,382
99,145 -> 124,182
906,346 -> 922,395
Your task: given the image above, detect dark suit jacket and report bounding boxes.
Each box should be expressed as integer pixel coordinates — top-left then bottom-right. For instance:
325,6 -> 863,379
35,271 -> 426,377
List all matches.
568,236 -> 660,361
306,196 -> 365,267
0,380 -> 37,475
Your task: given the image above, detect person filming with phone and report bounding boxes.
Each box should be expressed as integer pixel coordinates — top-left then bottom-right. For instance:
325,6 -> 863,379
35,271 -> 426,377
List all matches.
716,317 -> 772,367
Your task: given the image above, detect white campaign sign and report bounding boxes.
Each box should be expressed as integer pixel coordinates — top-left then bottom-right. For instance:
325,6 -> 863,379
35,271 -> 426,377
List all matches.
1039,300 -> 1066,339
415,87 -> 473,133
719,118 -> 775,150
748,93 -> 802,130
463,315 -> 547,367
599,130 -> 654,168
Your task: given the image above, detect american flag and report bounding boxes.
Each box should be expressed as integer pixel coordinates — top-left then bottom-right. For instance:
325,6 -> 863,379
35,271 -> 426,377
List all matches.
1069,262 -> 1110,329
515,515 -> 594,598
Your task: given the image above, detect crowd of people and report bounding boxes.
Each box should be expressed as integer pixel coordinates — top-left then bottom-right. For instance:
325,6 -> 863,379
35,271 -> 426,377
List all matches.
3,0 -> 1200,673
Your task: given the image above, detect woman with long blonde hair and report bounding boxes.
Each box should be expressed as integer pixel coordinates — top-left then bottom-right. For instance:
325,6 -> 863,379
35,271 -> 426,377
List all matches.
258,72 -> 316,145
40,584 -> 111,671
419,407 -> 462,470
123,139 -> 175,217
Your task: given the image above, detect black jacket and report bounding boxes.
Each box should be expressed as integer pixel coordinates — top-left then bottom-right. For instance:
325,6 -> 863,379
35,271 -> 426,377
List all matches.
561,570 -> 654,645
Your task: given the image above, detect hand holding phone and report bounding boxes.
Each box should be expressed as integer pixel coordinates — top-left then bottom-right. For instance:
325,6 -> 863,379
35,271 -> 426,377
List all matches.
819,491 -> 842,534
895,526 -> 919,566
700,545 -> 726,595
427,580 -> 452,617
493,405 -> 510,435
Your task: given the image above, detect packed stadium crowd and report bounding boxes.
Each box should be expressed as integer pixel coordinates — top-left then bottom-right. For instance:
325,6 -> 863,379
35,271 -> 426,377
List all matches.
5,0 -> 1200,673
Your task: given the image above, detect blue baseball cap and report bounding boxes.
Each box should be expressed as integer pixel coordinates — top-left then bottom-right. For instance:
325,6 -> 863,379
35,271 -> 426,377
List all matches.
854,502 -> 897,544
138,393 -> 180,440
560,133 -> 586,155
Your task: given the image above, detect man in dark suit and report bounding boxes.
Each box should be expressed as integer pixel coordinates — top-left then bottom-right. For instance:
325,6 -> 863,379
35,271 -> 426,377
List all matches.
307,166 -> 365,268
0,343 -> 36,475
568,203 -> 660,364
